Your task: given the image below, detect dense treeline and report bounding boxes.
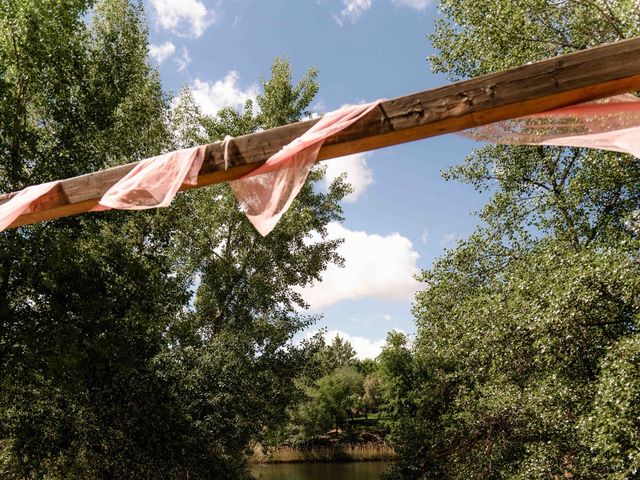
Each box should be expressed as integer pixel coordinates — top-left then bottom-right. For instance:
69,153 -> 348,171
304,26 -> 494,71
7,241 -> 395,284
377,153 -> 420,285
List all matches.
0,1 -> 347,478
383,1 -> 640,479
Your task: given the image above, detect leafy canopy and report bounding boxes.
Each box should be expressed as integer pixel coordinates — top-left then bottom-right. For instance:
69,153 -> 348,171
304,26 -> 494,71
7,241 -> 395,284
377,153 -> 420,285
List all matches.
0,2 -> 349,479
384,2 -> 640,479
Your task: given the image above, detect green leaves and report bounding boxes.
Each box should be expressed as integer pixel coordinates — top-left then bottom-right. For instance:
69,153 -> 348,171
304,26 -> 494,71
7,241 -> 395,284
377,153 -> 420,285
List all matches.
0,2 -> 344,479
430,0 -> 640,81
382,2 -> 640,478
578,335 -> 640,478
257,57 -> 319,130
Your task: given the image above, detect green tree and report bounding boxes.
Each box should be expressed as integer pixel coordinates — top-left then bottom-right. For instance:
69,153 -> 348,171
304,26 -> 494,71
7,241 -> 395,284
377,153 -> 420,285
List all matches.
378,331 -> 413,420
0,2 -> 348,479
385,2 -> 640,479
362,373 -> 383,415
298,332 -> 358,378
325,335 -> 357,371
354,357 -> 378,377
578,334 -> 640,478
313,366 -> 364,432
283,366 -> 365,446
0,1 -> 186,478
159,58 -> 350,475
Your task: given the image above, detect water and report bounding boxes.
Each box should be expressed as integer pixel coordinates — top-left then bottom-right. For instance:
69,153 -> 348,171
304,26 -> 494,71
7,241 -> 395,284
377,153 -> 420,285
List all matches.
251,461 -> 391,479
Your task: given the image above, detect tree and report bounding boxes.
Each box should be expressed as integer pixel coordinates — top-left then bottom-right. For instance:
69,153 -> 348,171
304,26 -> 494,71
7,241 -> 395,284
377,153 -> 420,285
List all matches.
0,2 -> 348,478
385,2 -> 640,478
325,335 -> 357,372
284,366 -> 364,445
377,332 -> 413,410
578,334 -> 640,478
158,58 -> 351,476
275,334 -> 365,446
299,332 -> 358,378
310,366 -> 364,433
354,357 -> 378,377
0,1 -> 187,478
362,374 -> 383,416
430,0 -> 640,81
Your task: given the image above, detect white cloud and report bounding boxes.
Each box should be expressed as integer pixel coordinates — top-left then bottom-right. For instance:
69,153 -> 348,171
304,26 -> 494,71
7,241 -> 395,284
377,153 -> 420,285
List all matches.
333,0 -> 431,24
391,0 -> 431,10
440,232 -> 460,249
149,0 -> 217,38
335,0 -> 373,25
175,46 -> 191,73
148,41 -> 176,64
306,329 -> 388,360
321,153 -> 374,202
421,228 -> 429,245
297,222 -> 422,310
189,71 -> 259,116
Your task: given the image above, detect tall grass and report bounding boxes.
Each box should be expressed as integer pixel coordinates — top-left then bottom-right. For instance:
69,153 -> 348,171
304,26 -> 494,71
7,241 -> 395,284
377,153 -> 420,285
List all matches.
250,443 -> 395,464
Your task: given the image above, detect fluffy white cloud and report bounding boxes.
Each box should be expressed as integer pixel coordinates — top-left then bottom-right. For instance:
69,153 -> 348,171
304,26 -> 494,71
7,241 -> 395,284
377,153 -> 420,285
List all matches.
335,0 -> 373,25
148,41 -> 176,64
149,0 -> 216,38
297,222 -> 422,310
391,0 -> 431,10
175,46 -> 191,72
321,153 -> 374,202
305,329 -> 389,359
190,71 -> 259,116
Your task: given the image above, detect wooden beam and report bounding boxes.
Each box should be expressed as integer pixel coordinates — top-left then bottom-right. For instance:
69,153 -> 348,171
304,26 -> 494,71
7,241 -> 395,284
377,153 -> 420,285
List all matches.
4,37 -> 640,228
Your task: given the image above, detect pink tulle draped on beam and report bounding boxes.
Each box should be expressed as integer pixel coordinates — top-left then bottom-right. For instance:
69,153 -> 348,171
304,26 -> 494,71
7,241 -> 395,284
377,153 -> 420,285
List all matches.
1,95 -> 640,235
465,94 -> 640,157
97,146 -> 205,210
229,101 -> 382,236
0,181 -> 59,232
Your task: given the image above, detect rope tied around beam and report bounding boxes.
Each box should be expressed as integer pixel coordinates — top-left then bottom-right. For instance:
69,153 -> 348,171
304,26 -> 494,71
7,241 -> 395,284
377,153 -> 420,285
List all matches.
222,135 -> 234,171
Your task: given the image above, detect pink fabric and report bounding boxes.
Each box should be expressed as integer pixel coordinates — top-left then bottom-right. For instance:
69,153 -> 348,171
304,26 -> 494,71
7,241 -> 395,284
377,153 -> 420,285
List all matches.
0,181 -> 59,232
230,101 -> 381,236
466,94 -> 640,157
6,95 -> 640,235
98,146 -> 205,210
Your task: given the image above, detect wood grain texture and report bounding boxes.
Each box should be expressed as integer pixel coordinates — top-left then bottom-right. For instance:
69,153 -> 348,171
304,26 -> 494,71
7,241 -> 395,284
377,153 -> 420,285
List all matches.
4,37 -> 640,228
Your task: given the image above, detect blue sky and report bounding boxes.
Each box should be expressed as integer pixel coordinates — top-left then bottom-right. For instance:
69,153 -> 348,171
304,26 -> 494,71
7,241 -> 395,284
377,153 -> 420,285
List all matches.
144,0 -> 488,358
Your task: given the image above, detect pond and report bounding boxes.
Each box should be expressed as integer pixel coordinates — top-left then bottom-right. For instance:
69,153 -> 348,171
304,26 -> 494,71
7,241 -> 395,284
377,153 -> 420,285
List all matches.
251,461 -> 391,479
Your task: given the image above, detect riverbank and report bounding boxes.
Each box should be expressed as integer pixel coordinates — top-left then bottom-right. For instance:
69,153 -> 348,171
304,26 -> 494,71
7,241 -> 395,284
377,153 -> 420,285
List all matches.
251,442 -> 395,463
251,414 -> 396,464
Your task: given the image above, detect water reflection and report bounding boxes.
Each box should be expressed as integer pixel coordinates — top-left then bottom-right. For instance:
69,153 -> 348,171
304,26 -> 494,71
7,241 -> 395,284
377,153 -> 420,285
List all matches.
252,461 -> 391,480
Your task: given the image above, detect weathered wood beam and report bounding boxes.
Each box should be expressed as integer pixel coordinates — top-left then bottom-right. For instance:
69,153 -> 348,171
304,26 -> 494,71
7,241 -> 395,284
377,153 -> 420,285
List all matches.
4,37 -> 640,228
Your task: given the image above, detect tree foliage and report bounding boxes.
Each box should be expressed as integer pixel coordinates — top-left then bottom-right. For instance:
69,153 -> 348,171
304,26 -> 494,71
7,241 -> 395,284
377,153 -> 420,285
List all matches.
275,335 -> 364,445
0,2 -> 347,478
385,2 -> 640,479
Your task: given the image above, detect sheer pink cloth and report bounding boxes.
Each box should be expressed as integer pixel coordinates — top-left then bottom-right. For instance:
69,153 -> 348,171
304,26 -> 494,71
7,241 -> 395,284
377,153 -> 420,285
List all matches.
98,146 -> 205,210
465,94 -> 640,157
4,96 -> 640,235
230,101 -> 381,236
0,181 -> 59,232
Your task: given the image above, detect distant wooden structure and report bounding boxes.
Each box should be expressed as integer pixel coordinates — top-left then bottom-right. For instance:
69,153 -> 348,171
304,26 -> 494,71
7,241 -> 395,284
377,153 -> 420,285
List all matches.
3,37 -> 640,229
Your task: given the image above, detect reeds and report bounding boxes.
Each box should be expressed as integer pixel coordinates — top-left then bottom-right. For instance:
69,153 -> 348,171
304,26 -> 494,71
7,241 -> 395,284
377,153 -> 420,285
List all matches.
250,443 -> 395,464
